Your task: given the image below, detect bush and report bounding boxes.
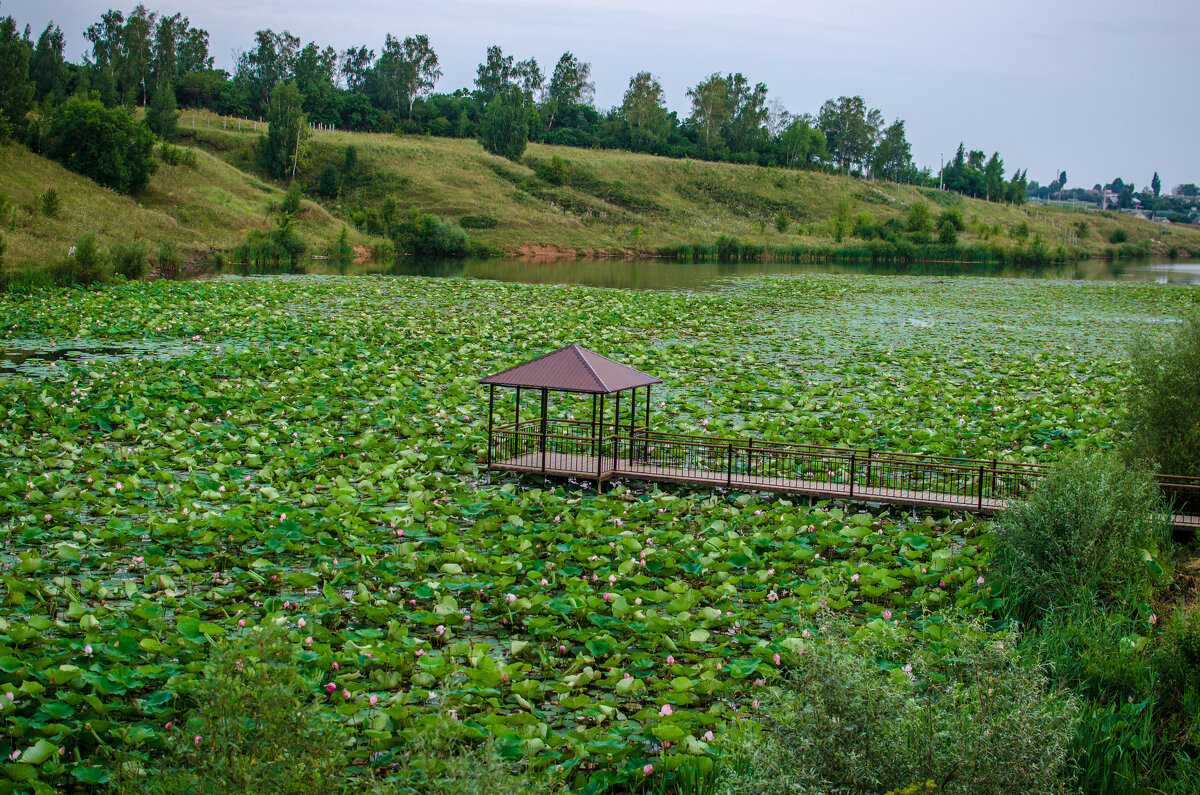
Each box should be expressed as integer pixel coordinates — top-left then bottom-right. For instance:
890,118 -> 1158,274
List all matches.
460,214 -> 498,229
905,201 -> 933,234
42,96 -> 158,194
393,211 -> 468,257
41,188 -> 59,218
991,453 -> 1171,621
1110,228 -> 1129,244
61,232 -> 110,285
937,217 -> 958,245
721,628 -> 1078,795
317,166 -> 341,199
129,627 -> 354,794
109,238 -> 148,280
774,209 -> 790,233
280,182 -> 303,216
156,243 -> 186,279
1123,312 -> 1200,478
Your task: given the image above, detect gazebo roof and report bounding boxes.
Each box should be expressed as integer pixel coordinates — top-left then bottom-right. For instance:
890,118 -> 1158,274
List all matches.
479,343 -> 661,394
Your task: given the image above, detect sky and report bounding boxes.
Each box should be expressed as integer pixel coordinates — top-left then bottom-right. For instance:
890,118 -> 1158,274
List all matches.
6,0 -> 1199,190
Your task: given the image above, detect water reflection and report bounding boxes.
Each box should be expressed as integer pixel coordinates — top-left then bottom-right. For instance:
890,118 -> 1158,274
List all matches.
245,255 -> 1200,290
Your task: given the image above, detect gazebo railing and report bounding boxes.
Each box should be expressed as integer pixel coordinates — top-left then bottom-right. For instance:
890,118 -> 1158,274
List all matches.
487,420 -> 1200,522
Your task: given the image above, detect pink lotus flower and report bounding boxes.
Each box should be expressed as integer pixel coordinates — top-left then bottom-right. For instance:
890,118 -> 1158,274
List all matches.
602,592 -> 611,601
341,689 -> 350,698
977,575 -> 985,584
435,625 -> 445,635
666,655 -> 674,665
882,609 -> 892,619
332,662 -> 339,670
369,694 -> 378,705
772,653 -> 781,665
414,648 -> 424,657
659,704 -> 673,716
559,645 -> 567,653
506,593 -> 517,604
237,619 -> 245,627
703,730 -> 714,741
297,618 -> 306,628
305,636 -> 313,645
325,683 -> 336,693
643,764 -> 653,774
194,735 -> 201,745
1150,613 -> 1158,625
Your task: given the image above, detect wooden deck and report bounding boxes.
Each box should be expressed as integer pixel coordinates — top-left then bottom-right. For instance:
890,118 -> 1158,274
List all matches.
493,451 -> 1200,534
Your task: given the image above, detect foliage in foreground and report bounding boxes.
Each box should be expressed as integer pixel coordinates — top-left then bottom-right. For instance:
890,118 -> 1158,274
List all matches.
720,627 -> 1079,795
1124,312 -> 1200,478
991,453 -> 1171,621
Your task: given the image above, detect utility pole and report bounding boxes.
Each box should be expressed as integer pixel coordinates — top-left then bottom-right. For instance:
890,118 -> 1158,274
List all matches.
939,152 -> 944,191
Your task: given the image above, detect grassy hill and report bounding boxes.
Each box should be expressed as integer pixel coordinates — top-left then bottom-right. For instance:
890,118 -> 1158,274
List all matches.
177,110 -> 1199,259
0,138 -> 362,274
4,108 -> 1197,275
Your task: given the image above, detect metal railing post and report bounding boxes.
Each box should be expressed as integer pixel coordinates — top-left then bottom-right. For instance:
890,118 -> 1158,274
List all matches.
978,465 -> 985,510
865,448 -> 872,487
726,443 -> 733,487
849,452 -> 856,498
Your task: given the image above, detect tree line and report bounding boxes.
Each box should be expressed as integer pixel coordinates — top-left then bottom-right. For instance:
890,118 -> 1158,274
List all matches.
0,3 -> 1044,204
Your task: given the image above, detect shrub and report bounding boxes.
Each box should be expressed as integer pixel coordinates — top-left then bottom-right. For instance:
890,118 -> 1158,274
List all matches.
109,238 -> 148,280
129,627 -> 354,794
937,206 -> 965,231
905,201 -> 933,234
937,217 -> 957,245
62,232 -> 110,285
326,226 -> 352,262
280,182 -> 303,216
1110,228 -> 1129,244
721,628 -> 1078,795
40,188 -> 59,218
991,453 -> 1171,621
460,214 -> 498,229
393,211 -> 468,257
774,209 -> 790,233
1123,312 -> 1200,478
317,166 -> 341,199
42,96 -> 158,194
156,243 -> 186,279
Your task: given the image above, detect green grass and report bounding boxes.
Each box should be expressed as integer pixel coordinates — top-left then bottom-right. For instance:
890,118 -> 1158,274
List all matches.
175,109 -> 1200,259
0,137 -> 367,275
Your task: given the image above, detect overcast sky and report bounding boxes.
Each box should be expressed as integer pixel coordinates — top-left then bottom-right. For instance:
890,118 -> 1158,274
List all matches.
6,0 -> 1198,190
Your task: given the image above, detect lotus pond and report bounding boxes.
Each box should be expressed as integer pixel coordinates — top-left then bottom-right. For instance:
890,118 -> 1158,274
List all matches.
0,273 -> 1196,791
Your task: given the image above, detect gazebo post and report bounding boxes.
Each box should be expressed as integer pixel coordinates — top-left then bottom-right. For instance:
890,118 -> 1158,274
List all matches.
487,384 -> 495,477
540,388 -> 549,473
629,387 -> 636,465
614,389 -> 621,467
644,385 -> 651,462
590,394 -> 597,459
596,392 -> 605,490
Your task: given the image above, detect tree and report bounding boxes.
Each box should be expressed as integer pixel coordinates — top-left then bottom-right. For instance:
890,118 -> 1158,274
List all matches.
687,73 -> 729,151
338,46 -> 375,93
145,80 -> 177,138
479,85 -> 527,160
512,57 -> 542,104
400,35 -> 440,118
983,153 -> 1005,201
619,72 -> 669,150
1124,313 -> 1200,477
375,34 -> 440,118
870,119 -> 913,181
119,4 -> 155,106
1151,172 -> 1161,198
43,96 -> 158,193
31,22 -> 68,104
293,42 -> 337,121
0,14 -> 33,135
1173,183 -> 1198,197
544,52 -> 593,130
84,9 -> 125,106
722,74 -> 768,155
818,95 -> 880,174
261,81 -> 307,178
779,116 -> 826,168
474,45 -> 513,106
237,29 -> 300,116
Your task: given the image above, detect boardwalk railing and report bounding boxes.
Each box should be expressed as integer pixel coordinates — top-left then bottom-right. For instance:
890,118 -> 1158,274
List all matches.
487,418 -> 1200,528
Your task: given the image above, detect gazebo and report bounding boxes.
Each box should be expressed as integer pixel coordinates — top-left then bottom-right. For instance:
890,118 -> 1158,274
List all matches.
480,343 -> 661,487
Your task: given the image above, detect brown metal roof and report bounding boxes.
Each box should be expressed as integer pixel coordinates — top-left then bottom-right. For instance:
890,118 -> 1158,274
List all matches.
479,344 -> 662,394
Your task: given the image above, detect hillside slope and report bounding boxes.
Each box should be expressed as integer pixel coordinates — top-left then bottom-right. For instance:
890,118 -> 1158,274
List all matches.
0,140 -> 360,273
179,110 -> 1200,258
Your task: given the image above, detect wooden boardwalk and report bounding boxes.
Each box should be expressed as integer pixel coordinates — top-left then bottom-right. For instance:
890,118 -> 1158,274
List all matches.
493,450 -> 1200,535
